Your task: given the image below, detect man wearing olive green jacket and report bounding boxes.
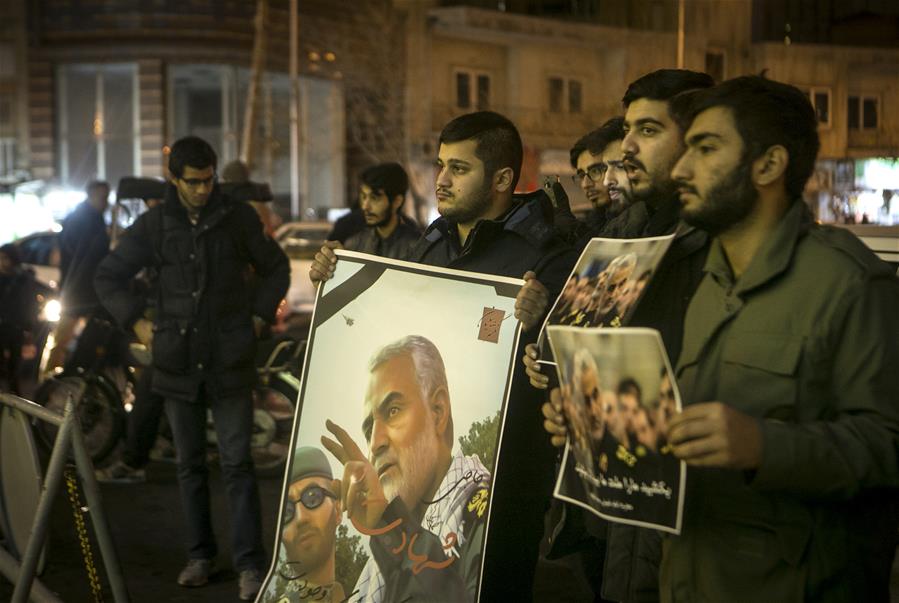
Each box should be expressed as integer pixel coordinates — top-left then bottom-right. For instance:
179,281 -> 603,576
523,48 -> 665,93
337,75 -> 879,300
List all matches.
664,75 -> 899,602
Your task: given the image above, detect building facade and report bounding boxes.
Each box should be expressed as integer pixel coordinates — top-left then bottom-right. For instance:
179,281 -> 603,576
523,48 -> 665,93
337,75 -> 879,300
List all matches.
3,0 -> 898,224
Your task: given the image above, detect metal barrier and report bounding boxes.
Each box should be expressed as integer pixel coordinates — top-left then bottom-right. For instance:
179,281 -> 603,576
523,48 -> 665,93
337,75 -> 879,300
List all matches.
0,389 -> 130,602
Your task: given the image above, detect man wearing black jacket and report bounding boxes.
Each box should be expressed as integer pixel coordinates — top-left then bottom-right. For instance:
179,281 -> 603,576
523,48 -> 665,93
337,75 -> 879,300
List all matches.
311,111 -> 576,601
95,136 -> 290,601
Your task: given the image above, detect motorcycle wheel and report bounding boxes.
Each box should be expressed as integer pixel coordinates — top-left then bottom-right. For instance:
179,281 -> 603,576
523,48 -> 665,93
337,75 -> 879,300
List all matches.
249,373 -> 298,477
32,373 -> 125,464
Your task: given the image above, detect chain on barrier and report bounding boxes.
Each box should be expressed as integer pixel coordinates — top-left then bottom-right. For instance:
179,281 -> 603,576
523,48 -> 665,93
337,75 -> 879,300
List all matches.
64,465 -> 104,603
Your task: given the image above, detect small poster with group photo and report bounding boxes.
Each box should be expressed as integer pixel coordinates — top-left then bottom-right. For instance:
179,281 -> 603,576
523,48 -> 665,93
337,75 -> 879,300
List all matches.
545,326 -> 685,533
541,235 -> 674,337
258,250 -> 523,603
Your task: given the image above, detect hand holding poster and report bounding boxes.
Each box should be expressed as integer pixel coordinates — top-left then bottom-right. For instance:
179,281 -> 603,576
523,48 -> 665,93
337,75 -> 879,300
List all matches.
259,251 -> 522,602
546,326 -> 685,533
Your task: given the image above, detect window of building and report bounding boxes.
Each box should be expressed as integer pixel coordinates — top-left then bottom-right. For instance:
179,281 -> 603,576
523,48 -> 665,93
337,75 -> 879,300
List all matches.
704,50 -> 725,83
800,87 -> 831,128
811,88 -> 831,127
57,63 -> 139,190
169,64 -> 345,208
0,44 -> 14,78
568,80 -> 582,113
548,77 -> 584,113
454,69 -> 491,111
549,77 -> 564,112
848,94 -> 879,130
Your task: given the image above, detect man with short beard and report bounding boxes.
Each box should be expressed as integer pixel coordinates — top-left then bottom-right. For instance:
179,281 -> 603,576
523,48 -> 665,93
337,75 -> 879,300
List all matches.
311,111 -> 576,600
664,75 -> 899,601
344,162 -> 421,260
564,117 -> 634,238
321,335 -> 490,602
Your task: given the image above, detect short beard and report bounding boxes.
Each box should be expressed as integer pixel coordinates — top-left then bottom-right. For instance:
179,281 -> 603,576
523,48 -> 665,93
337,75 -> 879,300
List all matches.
681,161 -> 757,235
369,210 -> 394,229
440,177 -> 493,225
382,426 -> 439,509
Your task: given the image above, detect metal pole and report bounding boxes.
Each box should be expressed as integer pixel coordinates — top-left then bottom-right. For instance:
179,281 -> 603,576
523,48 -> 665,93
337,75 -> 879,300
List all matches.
676,0 -> 685,68
69,407 -> 131,602
289,0 -> 300,219
0,393 -> 63,427
11,401 -> 75,603
0,547 -> 62,603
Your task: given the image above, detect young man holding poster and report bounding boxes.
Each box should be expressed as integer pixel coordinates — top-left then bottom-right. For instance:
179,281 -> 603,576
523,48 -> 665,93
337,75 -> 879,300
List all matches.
664,75 -> 899,601
311,111 -> 576,600
527,70 -> 713,603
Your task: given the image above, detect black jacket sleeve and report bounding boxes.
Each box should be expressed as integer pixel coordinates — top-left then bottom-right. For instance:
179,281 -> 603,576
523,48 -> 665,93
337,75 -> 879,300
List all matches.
237,206 -> 290,323
94,213 -> 155,330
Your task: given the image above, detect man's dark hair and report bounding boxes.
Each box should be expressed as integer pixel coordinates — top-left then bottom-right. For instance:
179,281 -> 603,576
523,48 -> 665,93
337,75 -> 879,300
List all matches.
439,111 -> 523,190
360,162 -> 409,206
168,136 -> 218,179
86,180 -> 109,197
0,243 -> 21,267
622,69 -> 714,108
617,377 -> 642,401
569,117 -> 625,168
689,75 -> 820,199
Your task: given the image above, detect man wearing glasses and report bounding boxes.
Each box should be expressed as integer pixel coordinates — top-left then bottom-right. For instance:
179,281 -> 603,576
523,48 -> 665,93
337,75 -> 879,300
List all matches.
95,135 -> 290,600
568,116 -> 633,237
262,446 -> 345,603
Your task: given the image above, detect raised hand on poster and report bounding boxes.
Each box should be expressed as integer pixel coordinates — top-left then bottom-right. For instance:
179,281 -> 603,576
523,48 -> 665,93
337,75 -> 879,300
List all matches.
514,271 -> 550,332
321,419 -> 389,531
523,343 -> 549,389
309,241 -> 343,286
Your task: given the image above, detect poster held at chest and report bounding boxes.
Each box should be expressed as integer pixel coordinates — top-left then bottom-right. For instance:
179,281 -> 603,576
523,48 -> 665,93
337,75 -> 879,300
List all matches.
540,235 -> 674,338
259,250 -> 523,602
546,326 -> 685,534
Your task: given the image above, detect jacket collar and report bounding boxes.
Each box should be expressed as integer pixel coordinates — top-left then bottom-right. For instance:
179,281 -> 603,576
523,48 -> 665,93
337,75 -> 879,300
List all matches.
704,200 -> 811,296
162,183 -> 231,227
422,189 -> 553,251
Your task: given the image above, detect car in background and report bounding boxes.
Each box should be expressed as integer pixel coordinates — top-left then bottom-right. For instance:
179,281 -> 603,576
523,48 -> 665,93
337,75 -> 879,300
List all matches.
14,231 -> 60,291
274,221 -> 332,316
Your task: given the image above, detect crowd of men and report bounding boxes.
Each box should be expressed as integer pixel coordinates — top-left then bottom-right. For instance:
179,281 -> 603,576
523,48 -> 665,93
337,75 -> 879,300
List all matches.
310,68 -> 899,603
41,65 -> 899,602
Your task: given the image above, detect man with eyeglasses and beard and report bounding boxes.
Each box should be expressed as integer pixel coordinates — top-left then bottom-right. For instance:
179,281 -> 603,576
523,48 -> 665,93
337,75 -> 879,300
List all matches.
262,446 -> 345,603
663,75 -> 899,601
564,117 -> 634,238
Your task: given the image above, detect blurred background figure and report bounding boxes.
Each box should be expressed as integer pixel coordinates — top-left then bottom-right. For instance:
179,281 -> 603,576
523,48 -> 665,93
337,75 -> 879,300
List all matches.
47,180 -> 111,371
0,243 -> 40,394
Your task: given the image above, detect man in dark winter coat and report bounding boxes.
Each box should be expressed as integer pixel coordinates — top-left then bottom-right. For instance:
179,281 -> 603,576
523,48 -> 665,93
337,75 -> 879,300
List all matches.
311,111 -> 577,601
0,244 -> 40,394
95,136 -> 290,601
47,180 -> 111,370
